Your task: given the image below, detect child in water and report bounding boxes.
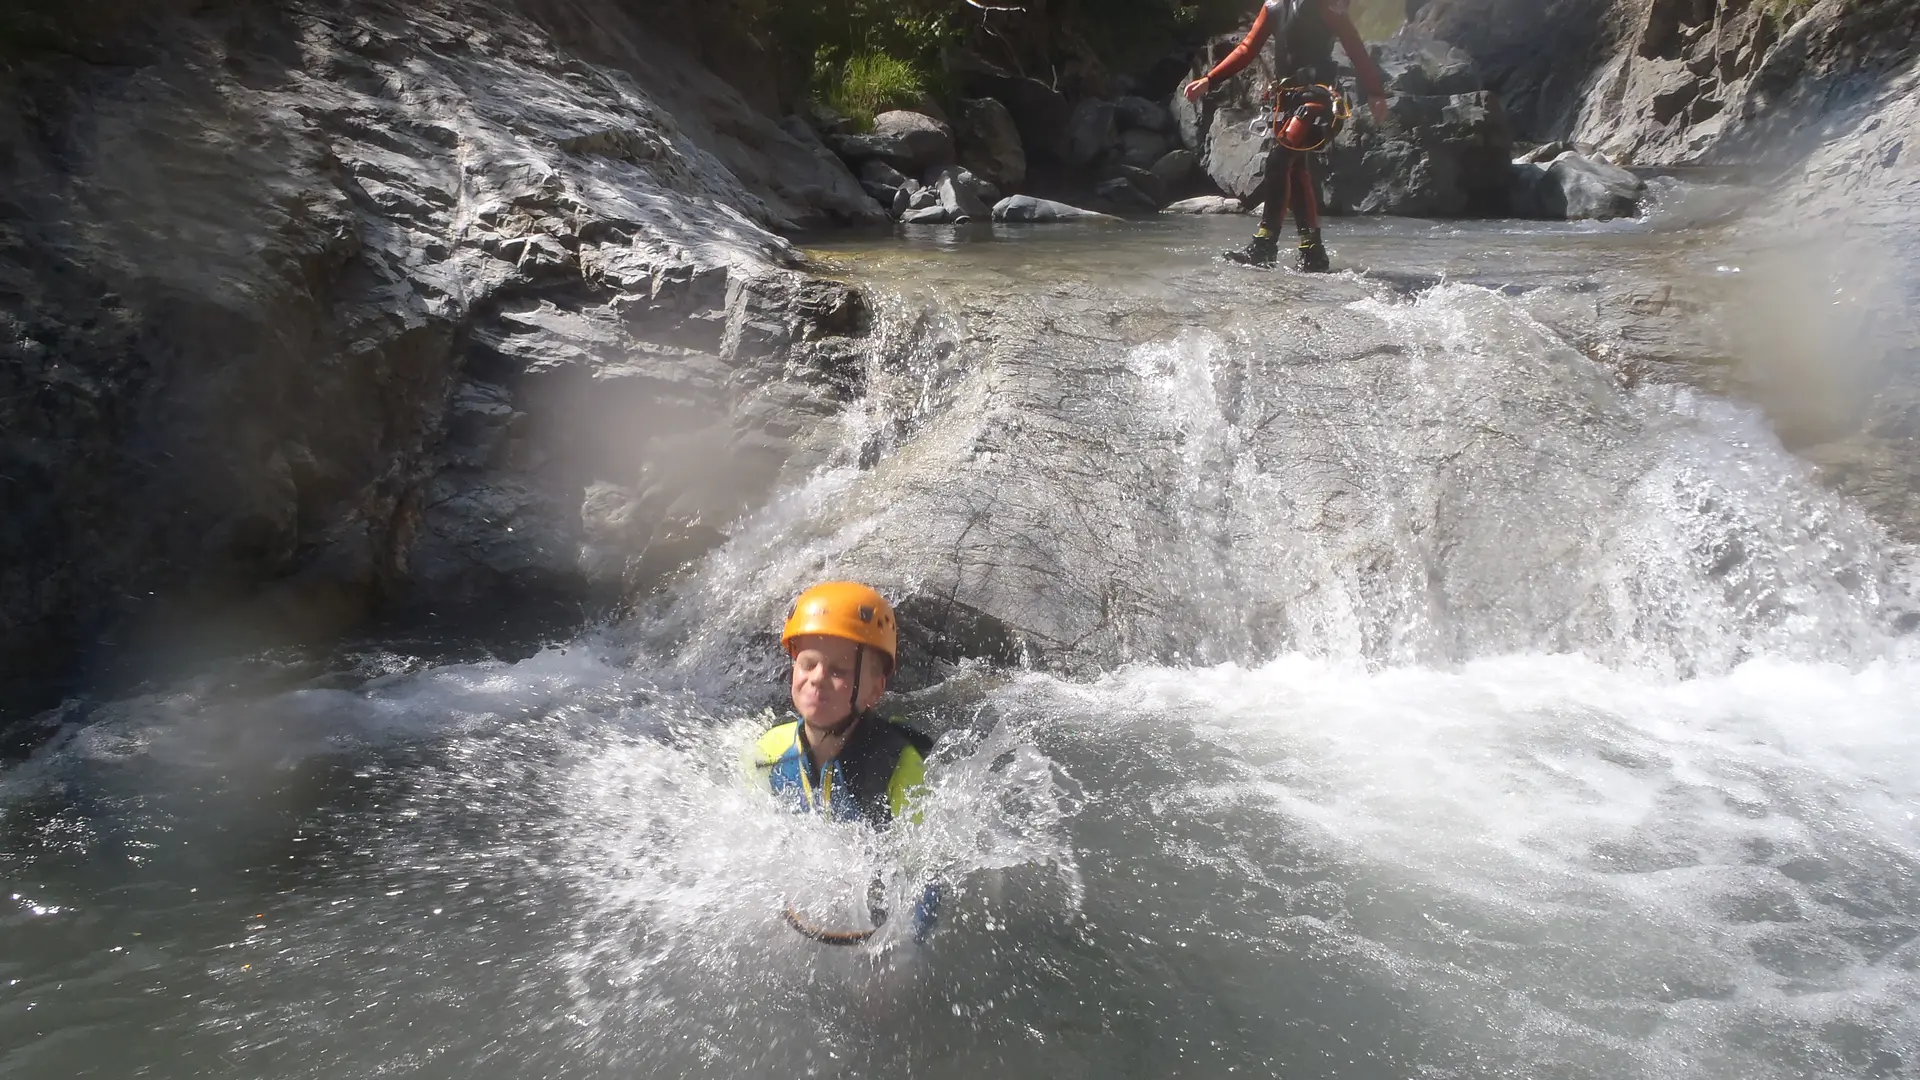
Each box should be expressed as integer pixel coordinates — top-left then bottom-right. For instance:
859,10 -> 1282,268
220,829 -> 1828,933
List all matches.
745,582 -> 940,942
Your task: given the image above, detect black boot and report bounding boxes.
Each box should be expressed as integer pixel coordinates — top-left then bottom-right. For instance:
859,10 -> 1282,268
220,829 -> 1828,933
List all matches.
1225,230 -> 1280,267
1297,228 -> 1330,272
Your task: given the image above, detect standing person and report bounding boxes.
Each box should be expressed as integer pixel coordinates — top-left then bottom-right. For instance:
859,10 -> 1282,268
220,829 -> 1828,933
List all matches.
1184,0 -> 1390,271
745,581 -> 941,943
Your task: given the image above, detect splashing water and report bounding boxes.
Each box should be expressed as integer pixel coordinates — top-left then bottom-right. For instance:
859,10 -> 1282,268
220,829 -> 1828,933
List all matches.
6,217 -> 1920,1079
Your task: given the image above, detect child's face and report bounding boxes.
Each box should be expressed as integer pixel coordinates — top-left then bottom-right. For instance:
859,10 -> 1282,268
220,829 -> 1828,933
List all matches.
789,635 -> 887,729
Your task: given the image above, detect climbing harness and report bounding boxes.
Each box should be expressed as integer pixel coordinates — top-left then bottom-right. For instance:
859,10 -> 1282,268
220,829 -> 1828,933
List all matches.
1248,81 -> 1351,153
783,877 -> 890,947
781,908 -> 880,945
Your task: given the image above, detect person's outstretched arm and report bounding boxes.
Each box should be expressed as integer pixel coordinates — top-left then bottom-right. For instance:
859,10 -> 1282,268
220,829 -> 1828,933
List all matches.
1184,5 -> 1275,100
1326,7 -> 1391,123
887,745 -> 945,942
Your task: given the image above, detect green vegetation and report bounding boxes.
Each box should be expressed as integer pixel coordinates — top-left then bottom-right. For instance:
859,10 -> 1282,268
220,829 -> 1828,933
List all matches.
730,0 -> 1409,128
731,0 -> 957,128
1350,0 -> 1408,40
818,50 -> 927,129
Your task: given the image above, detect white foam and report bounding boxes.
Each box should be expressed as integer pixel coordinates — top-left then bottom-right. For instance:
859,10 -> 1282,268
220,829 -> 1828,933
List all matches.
994,651 -> 1920,1074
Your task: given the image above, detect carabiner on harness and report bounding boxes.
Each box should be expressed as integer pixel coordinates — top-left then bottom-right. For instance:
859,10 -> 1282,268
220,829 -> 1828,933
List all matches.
1251,81 -> 1352,153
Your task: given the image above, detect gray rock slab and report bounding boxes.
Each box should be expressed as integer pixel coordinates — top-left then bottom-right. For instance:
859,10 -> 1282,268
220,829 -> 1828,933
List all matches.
1163,195 -> 1247,214
991,195 -> 1118,222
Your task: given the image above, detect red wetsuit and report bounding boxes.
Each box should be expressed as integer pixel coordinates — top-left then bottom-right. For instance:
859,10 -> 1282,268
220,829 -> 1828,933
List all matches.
1205,0 -> 1386,236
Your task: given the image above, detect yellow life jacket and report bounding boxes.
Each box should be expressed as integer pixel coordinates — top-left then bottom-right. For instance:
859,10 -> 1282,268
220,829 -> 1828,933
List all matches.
746,714 -> 932,825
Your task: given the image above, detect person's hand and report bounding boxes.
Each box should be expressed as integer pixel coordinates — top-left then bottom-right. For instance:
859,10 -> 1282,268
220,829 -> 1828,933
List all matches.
1184,77 -> 1211,102
1370,98 -> 1389,125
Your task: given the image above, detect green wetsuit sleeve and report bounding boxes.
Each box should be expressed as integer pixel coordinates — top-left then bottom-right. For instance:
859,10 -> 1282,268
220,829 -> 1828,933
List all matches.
887,745 -> 928,822
743,720 -> 793,789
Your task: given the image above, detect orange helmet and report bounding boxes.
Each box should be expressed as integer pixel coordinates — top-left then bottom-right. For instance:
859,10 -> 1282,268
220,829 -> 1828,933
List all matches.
781,582 -> 898,673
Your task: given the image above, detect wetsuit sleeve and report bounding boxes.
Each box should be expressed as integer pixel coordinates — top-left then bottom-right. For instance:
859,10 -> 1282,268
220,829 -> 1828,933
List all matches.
1203,5 -> 1274,83
1326,9 -> 1387,102
887,745 -> 928,822
743,720 -> 792,789
883,740 -> 941,941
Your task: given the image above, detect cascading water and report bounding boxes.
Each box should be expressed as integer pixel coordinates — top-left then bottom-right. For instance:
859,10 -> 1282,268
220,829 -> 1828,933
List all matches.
4,215 -> 1917,1080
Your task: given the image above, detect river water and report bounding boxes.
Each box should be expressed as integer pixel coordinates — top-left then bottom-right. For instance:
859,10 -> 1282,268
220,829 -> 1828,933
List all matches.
5,202 -> 1920,1079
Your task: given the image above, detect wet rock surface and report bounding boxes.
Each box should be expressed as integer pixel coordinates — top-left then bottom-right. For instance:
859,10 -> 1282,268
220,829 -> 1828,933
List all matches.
1324,91 -> 1518,216
0,0 -> 882,701
1163,195 -> 1250,214
1370,35 -> 1481,97
991,196 -> 1117,223
789,222 -> 1918,674
1511,151 -> 1649,220
1414,0 -> 1920,167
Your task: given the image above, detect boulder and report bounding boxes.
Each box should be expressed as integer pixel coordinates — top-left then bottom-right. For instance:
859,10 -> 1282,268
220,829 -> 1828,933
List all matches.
1369,36 -> 1481,97
1321,91 -> 1519,216
871,110 -> 956,172
950,52 -> 1073,164
1116,95 -> 1175,133
901,205 -> 954,225
1150,149 -> 1199,191
991,195 -> 1119,222
858,159 -> 911,210
805,100 -> 856,137
1517,140 -> 1617,166
832,112 -> 955,174
1197,101 -> 1273,200
1172,82 -> 1206,153
927,166 -> 1001,207
912,94 -> 953,128
1094,172 -> 1162,213
770,117 -> 893,226
957,167 -> 1003,207
1120,128 -> 1177,169
908,184 -> 941,211
1163,195 -> 1247,214
859,159 -> 911,189
934,169 -> 991,223
1518,140 -> 1570,164
1067,99 -> 1121,168
826,132 -> 912,169
953,97 -> 1028,190
1511,151 -> 1647,220
1172,30 -> 1275,196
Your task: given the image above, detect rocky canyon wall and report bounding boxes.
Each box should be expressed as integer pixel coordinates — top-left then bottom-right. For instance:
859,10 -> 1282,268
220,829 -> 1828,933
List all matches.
0,0 -> 889,710
1412,0 -> 1920,168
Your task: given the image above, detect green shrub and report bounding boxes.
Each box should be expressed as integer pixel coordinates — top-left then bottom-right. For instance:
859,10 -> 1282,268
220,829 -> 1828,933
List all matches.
736,0 -> 955,128
820,50 -> 928,129
1349,0 -> 1407,39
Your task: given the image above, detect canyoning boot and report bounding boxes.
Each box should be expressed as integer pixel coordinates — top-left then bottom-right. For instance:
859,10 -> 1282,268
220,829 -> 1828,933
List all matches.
1297,228 -> 1331,273
1225,228 -> 1279,267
